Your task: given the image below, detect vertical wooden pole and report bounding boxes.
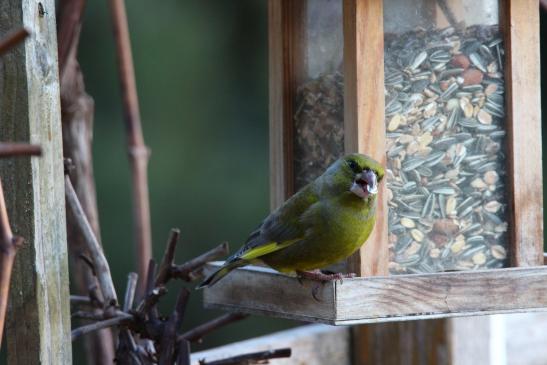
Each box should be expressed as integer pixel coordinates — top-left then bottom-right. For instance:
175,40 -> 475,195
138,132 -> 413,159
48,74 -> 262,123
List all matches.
0,0 -> 72,363
343,0 -> 388,277
503,0 -> 543,267
268,0 -> 305,210
268,0 -> 290,210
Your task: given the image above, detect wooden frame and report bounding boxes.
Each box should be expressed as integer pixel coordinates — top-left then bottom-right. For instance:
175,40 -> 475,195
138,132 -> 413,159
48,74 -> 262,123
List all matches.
205,0 -> 543,325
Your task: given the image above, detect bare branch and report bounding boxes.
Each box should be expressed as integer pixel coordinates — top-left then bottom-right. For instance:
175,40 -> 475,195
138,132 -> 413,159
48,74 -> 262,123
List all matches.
178,313 -> 248,344
171,242 -> 229,282
158,289 -> 189,365
155,228 -> 180,286
0,143 -> 42,158
0,28 -> 29,56
124,272 -> 138,312
108,0 -> 152,293
0,180 -> 23,348
65,176 -> 118,306
198,348 -> 292,365
176,340 -> 190,365
72,313 -> 132,341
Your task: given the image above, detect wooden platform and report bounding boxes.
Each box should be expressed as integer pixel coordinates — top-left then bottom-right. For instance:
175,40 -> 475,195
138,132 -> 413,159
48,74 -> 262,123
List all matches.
202,262 -> 547,325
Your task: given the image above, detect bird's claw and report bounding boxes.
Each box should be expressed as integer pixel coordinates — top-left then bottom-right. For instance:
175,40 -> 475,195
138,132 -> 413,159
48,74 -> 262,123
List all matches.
296,270 -> 356,301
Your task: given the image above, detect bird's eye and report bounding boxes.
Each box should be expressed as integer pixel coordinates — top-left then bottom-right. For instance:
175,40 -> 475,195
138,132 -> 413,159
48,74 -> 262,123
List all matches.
347,160 -> 360,172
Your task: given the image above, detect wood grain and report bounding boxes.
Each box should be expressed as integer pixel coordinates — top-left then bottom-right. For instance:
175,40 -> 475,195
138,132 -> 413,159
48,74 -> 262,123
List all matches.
502,0 -> 543,267
268,0 -> 306,209
343,0 -> 388,277
0,0 -> 72,363
204,263 -> 547,325
191,324 -> 351,365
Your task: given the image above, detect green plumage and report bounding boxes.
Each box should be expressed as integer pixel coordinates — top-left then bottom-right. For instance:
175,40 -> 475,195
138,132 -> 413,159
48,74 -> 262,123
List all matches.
198,153 -> 384,288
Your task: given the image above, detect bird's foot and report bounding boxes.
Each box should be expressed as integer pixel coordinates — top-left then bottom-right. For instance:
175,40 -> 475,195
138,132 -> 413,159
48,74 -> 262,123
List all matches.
297,270 -> 356,283
296,270 -> 356,302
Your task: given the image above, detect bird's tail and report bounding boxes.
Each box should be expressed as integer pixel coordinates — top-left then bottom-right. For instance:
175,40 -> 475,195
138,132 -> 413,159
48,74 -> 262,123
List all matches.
196,259 -> 246,289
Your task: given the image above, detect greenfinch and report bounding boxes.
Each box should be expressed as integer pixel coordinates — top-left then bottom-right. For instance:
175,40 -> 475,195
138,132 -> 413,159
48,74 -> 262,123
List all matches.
198,153 -> 384,288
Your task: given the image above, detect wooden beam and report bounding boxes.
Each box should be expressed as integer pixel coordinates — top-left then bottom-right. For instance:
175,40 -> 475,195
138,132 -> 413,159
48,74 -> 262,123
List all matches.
204,263 -> 547,325
0,0 -> 72,363
191,324 -> 351,365
503,0 -> 543,267
343,0 -> 388,277
268,0 -> 305,209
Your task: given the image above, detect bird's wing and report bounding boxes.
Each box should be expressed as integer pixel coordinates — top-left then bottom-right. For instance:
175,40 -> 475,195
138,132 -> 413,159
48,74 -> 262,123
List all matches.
228,184 -> 319,262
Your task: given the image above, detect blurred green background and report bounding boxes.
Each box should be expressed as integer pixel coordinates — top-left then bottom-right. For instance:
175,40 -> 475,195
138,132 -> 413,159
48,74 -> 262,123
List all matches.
74,0 -> 297,362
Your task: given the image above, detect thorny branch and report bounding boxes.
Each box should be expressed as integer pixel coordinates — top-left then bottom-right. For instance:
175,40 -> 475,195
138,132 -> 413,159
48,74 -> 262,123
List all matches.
109,0 -> 152,292
68,185 -> 257,363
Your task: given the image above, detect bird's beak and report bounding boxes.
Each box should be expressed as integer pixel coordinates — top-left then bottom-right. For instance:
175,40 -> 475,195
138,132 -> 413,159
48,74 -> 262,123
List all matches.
350,170 -> 378,199
363,169 -> 378,194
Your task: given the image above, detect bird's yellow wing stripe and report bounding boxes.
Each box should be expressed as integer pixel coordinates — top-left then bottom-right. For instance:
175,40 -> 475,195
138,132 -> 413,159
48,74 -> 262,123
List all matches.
239,238 -> 300,261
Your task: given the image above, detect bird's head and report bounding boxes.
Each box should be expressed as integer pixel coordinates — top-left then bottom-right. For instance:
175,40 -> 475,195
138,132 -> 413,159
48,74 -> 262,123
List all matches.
323,153 -> 384,202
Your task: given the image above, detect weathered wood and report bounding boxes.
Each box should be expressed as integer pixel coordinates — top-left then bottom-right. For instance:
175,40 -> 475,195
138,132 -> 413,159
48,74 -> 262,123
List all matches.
503,0 -> 543,267
268,0 -> 305,209
343,0 -> 388,278
204,263 -> 547,325
0,0 -> 72,362
190,324 -> 351,365
354,319 -> 450,364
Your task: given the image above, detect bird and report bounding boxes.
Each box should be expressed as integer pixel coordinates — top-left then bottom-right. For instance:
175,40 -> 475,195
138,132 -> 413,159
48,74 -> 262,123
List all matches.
197,153 -> 384,289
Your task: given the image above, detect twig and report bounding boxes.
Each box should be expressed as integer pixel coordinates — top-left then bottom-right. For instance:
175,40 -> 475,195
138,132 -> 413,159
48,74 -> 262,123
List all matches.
65,176 -> 118,306
72,313 -> 132,341
0,180 -> 24,348
124,272 -> 138,311
199,348 -> 292,365
137,260 -> 166,318
158,289 -> 189,365
70,295 -> 97,308
0,143 -> 42,157
0,28 -> 29,56
171,242 -> 229,281
72,309 -> 128,321
176,340 -> 190,365
178,313 -> 249,344
58,0 -> 117,358
155,228 -> 180,286
109,0 -> 152,292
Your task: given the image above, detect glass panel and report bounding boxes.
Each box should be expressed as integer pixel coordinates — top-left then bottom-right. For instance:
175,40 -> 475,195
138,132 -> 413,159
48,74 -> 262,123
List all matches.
293,0 -> 344,190
384,0 -> 508,274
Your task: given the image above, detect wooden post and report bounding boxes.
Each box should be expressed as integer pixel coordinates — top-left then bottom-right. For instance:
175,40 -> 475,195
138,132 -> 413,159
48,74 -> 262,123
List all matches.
268,0 -> 305,209
343,0 -> 389,277
503,0 -> 543,267
0,0 -> 72,363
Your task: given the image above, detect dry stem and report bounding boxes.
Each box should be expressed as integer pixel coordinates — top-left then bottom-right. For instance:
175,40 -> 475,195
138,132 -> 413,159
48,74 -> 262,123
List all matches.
0,28 -> 29,56
0,180 -> 23,348
0,143 -> 41,157
65,176 -> 118,306
72,314 -> 132,341
198,348 -> 292,365
108,0 -> 152,291
178,313 -> 249,344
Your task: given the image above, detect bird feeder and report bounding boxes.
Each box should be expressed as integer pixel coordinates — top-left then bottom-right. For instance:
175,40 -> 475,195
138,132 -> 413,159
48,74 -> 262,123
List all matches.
203,0 -> 544,324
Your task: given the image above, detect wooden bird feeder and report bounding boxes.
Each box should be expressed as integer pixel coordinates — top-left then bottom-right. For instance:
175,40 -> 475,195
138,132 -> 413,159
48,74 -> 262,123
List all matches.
203,0 -> 544,325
